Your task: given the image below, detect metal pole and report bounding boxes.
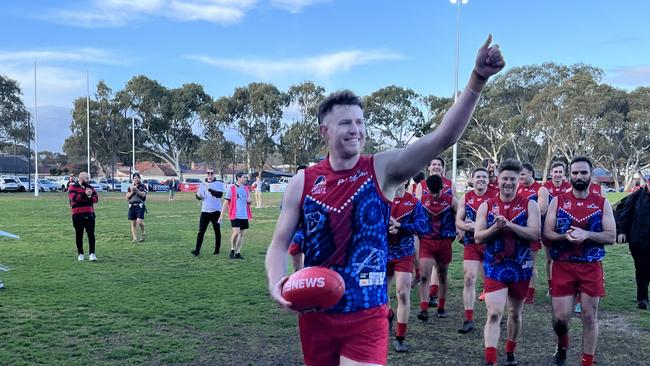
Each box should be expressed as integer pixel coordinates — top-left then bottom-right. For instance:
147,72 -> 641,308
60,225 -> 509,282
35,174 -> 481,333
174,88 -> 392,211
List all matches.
132,116 -> 135,175
34,60 -> 39,197
451,0 -> 461,187
86,70 -> 91,178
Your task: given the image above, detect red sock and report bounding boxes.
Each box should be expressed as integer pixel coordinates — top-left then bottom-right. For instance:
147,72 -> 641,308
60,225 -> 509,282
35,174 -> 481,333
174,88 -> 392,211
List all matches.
527,287 -> 535,299
557,334 -> 569,348
581,353 -> 594,366
396,322 -> 407,338
420,301 -> 428,311
429,284 -> 439,297
438,298 -> 446,311
485,347 -> 497,364
505,340 -> 517,353
465,309 -> 474,321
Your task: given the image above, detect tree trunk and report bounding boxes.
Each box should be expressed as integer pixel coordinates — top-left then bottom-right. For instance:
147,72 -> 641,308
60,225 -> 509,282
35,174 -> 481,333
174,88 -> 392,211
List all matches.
541,141 -> 554,183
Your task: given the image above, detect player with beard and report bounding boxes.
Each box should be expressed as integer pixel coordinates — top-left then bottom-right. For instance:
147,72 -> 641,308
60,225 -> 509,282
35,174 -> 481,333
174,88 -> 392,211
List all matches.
482,158 -> 499,196
517,163 -> 549,304
475,159 -> 541,366
418,174 -> 457,321
266,35 -> 505,366
543,156 -> 616,366
415,157 -> 455,308
387,181 -> 430,352
455,167 -> 493,334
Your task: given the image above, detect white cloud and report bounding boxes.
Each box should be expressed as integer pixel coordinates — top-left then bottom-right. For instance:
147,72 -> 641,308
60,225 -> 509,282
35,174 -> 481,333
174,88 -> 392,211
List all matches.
44,0 -> 263,27
0,63 -> 86,108
270,0 -> 329,14
606,65 -> 650,88
0,48 -> 122,65
186,50 -> 406,78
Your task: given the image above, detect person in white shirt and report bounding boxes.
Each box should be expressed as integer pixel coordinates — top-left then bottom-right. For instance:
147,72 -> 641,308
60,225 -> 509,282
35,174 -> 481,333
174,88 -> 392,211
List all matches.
191,170 -> 225,256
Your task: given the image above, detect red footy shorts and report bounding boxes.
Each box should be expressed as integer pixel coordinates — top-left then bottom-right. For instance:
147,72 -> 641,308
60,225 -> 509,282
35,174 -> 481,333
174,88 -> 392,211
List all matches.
298,305 -> 389,366
463,243 -> 485,261
531,240 -> 542,251
288,243 -> 301,256
484,278 -> 531,300
550,261 -> 606,298
387,255 -> 414,277
419,238 -> 453,265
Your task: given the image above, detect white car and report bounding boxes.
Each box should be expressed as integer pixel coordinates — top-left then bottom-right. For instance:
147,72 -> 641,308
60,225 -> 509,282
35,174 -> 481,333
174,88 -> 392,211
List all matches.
87,179 -> 104,192
1,176 -> 30,191
52,176 -> 72,191
0,177 -> 20,192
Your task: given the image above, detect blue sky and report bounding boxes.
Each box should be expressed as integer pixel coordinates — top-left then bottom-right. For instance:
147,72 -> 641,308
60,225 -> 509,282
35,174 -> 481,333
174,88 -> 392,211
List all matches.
1,0 -> 648,152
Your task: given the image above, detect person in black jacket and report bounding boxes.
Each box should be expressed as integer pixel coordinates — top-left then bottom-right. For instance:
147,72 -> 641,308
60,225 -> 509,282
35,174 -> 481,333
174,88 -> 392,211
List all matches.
615,182 -> 650,309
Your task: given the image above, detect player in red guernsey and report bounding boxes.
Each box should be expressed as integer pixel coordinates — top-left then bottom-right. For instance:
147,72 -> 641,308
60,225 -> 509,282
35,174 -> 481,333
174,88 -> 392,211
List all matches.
588,181 -> 605,197
455,167 -> 493,334
475,159 -> 541,366
266,37 -> 505,366
415,156 -> 456,307
543,156 -> 616,366
418,174 -> 457,321
482,158 -> 500,196
544,162 -> 572,198
543,162 -> 572,300
518,163 -> 550,304
387,182 -> 430,352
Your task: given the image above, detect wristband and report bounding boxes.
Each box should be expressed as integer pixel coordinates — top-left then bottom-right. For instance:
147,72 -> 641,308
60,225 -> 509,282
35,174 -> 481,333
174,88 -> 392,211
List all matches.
472,69 -> 488,82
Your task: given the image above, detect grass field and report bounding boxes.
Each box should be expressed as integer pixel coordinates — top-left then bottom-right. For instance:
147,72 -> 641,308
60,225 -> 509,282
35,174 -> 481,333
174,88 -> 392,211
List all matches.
0,191 -> 648,365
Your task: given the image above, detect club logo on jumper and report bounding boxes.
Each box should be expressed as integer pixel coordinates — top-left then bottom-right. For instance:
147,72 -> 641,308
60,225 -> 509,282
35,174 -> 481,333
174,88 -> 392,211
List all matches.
563,200 -> 572,210
512,204 -> 524,211
337,169 -> 368,186
577,201 -> 584,207
284,277 -> 326,291
311,175 -> 327,195
587,203 -> 598,209
403,201 -> 414,206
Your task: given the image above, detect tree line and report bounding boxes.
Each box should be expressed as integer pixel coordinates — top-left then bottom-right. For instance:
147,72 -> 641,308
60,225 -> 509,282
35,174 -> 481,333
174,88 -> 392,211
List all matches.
1,62 -> 649,188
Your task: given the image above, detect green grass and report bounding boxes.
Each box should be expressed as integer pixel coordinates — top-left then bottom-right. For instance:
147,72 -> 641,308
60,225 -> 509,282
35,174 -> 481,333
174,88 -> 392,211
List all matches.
0,192 -> 647,365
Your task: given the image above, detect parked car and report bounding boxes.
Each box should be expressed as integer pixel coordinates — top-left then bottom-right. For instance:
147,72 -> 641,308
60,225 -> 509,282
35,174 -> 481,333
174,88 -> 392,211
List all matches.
52,176 -> 76,191
602,186 -> 616,193
1,175 -> 30,191
180,178 -> 202,192
87,179 -> 104,192
98,178 -> 122,192
0,177 -> 20,192
38,179 -> 58,192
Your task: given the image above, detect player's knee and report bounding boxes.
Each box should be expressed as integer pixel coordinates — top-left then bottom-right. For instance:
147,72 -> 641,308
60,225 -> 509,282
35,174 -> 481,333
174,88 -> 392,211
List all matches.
552,319 -> 569,335
396,287 -> 409,303
464,274 -> 476,287
488,311 -> 501,324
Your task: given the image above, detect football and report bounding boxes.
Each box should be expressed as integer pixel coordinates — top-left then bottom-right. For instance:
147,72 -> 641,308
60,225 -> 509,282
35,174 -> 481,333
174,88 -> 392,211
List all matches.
281,266 -> 345,311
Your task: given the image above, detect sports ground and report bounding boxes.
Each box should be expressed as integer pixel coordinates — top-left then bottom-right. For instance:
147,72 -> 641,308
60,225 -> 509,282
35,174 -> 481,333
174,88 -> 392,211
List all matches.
1,192 -> 648,365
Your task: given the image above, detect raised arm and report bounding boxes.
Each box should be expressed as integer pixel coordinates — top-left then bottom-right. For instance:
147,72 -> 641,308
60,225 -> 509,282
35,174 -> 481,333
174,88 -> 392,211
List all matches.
374,35 -> 505,194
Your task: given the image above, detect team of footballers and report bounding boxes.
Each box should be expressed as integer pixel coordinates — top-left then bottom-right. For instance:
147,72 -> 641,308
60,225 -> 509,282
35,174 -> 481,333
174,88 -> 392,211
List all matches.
265,36 -> 617,366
